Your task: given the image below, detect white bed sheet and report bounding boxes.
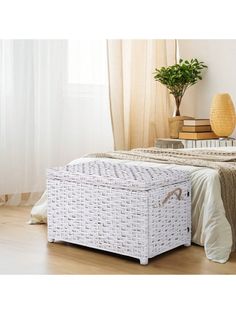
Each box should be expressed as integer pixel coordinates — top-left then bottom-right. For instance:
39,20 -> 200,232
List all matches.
31,147 -> 236,263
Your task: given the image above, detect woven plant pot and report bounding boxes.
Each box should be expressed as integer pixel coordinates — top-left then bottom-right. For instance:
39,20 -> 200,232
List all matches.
169,116 -> 194,139
210,93 -> 236,137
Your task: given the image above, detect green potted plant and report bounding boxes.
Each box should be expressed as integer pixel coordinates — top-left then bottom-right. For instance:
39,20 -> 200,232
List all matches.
153,58 -> 207,116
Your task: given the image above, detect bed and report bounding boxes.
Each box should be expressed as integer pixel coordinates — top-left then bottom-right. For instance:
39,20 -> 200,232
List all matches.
30,146 -> 236,264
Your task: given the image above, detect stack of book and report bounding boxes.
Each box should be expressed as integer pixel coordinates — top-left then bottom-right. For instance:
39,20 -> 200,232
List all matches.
179,119 -> 219,140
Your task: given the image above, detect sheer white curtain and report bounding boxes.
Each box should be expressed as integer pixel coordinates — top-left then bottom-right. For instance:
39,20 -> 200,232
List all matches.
0,40 -> 113,200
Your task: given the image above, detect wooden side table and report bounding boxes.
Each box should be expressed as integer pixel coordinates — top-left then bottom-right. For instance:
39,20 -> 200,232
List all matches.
155,138 -> 236,149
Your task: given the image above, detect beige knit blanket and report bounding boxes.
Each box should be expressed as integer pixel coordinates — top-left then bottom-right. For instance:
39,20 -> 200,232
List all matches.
89,148 -> 236,251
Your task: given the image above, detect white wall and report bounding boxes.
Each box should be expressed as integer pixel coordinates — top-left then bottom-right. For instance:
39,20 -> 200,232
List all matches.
178,39 -> 236,137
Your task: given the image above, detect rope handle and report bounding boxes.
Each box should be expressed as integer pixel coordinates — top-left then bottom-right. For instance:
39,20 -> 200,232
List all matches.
162,188 -> 182,205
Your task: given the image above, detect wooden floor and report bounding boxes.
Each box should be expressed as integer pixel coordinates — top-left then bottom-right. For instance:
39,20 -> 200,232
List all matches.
0,206 -> 236,274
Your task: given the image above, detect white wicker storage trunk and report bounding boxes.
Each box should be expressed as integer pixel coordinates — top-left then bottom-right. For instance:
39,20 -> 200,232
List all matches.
47,159 -> 191,265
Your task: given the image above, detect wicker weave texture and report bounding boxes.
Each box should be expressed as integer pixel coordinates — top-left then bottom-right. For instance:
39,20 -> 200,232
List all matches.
47,161 -> 191,265
210,93 -> 236,137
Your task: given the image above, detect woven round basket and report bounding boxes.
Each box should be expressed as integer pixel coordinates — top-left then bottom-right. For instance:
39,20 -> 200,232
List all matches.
210,93 -> 236,137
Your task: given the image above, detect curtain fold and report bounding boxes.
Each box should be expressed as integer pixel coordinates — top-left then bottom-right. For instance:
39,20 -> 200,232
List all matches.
0,192 -> 43,206
107,39 -> 176,150
0,40 -> 113,198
